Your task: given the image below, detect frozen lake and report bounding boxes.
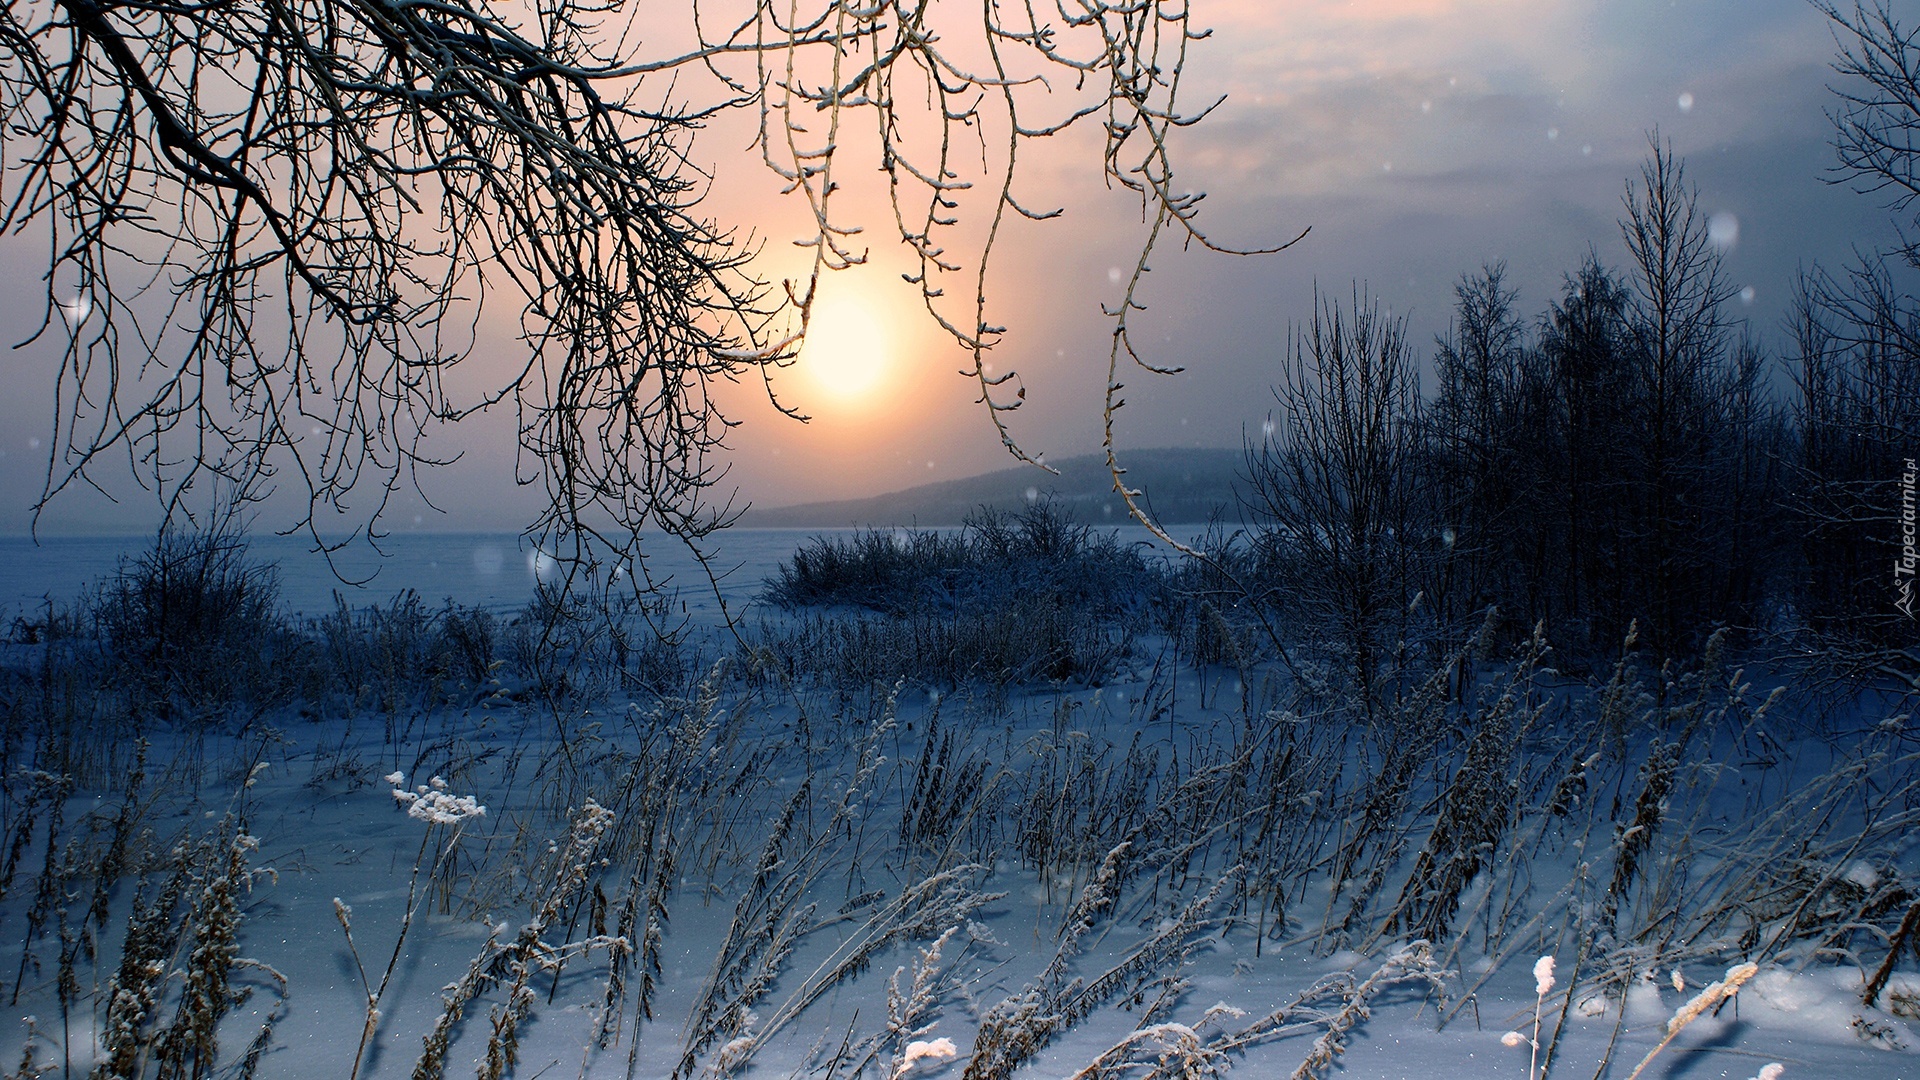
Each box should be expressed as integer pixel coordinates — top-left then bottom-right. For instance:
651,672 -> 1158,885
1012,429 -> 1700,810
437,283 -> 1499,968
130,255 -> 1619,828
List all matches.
0,528 -> 839,624
0,524 -> 1185,627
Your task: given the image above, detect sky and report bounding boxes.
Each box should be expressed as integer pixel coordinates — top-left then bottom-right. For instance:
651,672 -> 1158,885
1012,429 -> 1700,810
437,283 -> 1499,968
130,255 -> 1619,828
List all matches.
0,0 -> 1904,536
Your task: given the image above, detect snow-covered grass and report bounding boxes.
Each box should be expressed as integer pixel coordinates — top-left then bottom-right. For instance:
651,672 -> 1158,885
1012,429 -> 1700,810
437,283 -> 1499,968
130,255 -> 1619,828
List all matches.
1,540 -> 1917,1079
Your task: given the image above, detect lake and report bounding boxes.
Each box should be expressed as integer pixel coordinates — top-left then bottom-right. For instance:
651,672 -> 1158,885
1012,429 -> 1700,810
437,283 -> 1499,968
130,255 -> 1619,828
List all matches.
0,528 -> 838,627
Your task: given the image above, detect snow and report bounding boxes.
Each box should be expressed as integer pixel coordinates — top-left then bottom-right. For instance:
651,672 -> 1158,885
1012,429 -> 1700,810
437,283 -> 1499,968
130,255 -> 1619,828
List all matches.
894,1036 -> 956,1074
2,571 -> 1918,1079
391,775 -> 488,824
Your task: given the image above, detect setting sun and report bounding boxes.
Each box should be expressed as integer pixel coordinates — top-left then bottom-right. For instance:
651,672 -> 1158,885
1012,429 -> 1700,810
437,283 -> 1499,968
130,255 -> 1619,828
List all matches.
797,290 -> 891,400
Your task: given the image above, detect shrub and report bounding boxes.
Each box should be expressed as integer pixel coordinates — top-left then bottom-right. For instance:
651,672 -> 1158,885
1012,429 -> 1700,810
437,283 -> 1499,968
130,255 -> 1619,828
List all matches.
765,501 -> 1162,620
749,593 -> 1133,692
89,520 -> 288,721
505,580 -> 687,703
758,502 -> 1158,690
310,591 -> 491,714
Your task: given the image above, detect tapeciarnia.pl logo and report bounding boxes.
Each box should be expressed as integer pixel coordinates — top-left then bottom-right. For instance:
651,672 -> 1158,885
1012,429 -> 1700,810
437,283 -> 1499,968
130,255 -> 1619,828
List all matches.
1899,457 -> 1917,618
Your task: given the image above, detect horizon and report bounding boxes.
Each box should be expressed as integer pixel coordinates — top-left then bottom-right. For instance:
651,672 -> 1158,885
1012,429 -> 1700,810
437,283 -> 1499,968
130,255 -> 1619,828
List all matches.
0,446 -> 1242,539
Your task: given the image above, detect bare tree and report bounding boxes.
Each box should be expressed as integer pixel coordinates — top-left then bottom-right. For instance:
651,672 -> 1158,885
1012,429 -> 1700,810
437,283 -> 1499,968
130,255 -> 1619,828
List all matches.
0,0 -> 1286,591
1820,0 -> 1920,267
1799,0 -> 1920,679
1619,133 -> 1737,652
1787,256 -> 1920,641
1243,286 -> 1423,706
1531,256 -> 1637,645
1715,330 -> 1788,625
1426,263 -> 1526,633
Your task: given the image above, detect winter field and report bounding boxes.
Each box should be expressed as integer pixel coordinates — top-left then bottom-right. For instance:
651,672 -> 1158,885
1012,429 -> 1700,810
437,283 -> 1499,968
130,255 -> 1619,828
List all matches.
0,515 -> 1916,1080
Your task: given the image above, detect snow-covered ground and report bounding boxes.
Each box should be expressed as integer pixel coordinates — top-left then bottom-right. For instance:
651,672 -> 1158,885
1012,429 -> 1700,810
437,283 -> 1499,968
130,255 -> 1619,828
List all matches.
3,620 -> 1917,1080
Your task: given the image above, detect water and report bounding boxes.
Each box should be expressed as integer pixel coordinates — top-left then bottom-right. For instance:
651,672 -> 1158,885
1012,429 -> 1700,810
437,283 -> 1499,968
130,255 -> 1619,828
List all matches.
0,529 -> 835,627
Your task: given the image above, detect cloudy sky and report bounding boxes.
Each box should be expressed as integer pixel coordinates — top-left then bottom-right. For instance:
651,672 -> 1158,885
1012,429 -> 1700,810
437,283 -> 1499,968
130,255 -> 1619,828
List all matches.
719,0 -> 1896,517
0,0 -> 1904,535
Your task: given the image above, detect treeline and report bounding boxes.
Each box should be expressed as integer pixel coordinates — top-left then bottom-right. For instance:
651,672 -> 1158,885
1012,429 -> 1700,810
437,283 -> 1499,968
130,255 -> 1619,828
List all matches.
1238,138 -> 1919,672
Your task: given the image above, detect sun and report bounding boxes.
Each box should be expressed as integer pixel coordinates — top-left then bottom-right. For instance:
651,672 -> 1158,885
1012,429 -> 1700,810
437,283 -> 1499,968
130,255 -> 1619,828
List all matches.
797,290 -> 891,401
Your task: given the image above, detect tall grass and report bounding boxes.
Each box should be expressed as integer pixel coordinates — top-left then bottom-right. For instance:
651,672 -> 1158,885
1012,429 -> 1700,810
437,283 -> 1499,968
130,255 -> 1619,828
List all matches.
765,503 -> 1157,620
0,521 -> 1915,1079
757,503 -> 1166,691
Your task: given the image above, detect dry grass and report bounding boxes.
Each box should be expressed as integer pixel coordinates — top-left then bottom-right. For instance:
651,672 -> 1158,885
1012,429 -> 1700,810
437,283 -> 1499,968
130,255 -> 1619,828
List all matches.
0,535 -> 1915,1079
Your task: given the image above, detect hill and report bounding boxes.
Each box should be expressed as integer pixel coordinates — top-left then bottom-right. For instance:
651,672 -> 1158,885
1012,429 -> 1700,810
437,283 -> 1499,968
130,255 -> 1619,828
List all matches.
742,446 -> 1244,528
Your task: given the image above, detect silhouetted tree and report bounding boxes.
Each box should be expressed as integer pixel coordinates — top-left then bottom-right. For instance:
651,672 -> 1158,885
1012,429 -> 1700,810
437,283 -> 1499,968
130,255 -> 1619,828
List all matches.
1533,256 -> 1639,647
1426,263 -> 1527,633
1715,331 -> 1790,627
1239,139 -> 1791,668
1821,0 -> 1920,268
1802,0 -> 1920,674
1786,256 -> 1920,640
1244,286 -> 1424,705
1618,133 -> 1739,652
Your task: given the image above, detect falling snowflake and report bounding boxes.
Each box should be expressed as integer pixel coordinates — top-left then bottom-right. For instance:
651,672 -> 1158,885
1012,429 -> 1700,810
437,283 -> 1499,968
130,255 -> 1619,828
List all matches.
1708,212 -> 1739,249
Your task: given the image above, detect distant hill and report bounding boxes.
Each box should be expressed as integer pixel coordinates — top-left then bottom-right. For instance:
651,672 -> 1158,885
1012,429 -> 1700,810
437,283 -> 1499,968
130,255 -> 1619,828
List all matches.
742,447 -> 1244,528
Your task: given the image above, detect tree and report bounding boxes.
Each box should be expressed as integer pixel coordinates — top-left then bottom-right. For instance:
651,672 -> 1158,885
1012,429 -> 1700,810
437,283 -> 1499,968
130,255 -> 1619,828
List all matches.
1531,256 -> 1637,645
0,0 -> 1285,588
1805,0 -> 1920,660
1821,0 -> 1920,268
1243,286 -> 1423,706
1618,134 -> 1737,652
1715,330 -> 1789,627
1425,262 -> 1527,632
1786,255 -> 1920,641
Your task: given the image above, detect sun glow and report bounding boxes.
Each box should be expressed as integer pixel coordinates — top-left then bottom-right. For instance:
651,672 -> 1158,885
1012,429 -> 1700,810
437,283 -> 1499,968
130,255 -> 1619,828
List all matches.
797,290 -> 891,401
